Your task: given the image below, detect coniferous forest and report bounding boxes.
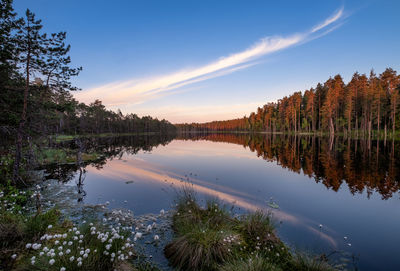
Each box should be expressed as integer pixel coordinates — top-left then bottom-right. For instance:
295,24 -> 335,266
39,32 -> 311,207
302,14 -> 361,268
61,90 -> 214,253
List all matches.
0,1 -> 175,182
177,69 -> 400,139
2,1 -> 400,271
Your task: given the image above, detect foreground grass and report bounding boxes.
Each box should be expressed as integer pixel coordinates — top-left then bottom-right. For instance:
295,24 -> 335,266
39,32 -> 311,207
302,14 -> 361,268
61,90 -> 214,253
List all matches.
165,189 -> 340,271
0,183 -> 161,271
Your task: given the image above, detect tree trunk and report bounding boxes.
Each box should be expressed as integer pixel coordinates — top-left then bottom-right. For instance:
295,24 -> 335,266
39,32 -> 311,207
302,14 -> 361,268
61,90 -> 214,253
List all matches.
355,115 -> 358,138
384,123 -> 387,146
393,102 -> 396,137
377,103 -> 380,138
13,45 -> 31,183
330,117 -> 334,137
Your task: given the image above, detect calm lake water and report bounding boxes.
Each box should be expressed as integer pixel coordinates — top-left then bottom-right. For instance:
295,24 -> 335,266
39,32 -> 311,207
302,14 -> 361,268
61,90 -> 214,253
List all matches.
47,134 -> 400,271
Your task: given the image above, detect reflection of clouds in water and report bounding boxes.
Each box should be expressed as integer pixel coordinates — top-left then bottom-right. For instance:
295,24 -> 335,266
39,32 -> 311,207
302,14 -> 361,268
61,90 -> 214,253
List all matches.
86,157 -> 338,248
150,140 -> 260,160
307,226 -> 337,247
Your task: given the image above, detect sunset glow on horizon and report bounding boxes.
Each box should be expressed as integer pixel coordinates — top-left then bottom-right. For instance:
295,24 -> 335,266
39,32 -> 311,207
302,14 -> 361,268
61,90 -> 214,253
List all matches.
14,0 -> 400,123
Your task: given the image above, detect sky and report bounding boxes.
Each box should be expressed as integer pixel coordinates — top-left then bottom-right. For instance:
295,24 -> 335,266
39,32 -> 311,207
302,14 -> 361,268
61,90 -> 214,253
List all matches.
14,0 -> 400,123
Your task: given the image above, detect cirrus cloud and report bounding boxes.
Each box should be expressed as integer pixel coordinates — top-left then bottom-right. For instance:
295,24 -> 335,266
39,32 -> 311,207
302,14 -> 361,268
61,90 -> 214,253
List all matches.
74,7 -> 345,108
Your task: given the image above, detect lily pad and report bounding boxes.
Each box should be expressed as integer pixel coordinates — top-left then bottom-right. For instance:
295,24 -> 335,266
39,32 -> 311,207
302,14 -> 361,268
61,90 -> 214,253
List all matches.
268,202 -> 280,209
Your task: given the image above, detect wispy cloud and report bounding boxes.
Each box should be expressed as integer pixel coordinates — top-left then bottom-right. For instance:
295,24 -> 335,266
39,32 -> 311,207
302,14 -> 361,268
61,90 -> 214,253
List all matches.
74,7 -> 345,107
311,7 -> 344,33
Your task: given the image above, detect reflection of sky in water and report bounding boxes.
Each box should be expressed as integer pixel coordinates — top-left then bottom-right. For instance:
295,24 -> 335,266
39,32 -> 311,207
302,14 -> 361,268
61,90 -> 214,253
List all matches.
75,139 -> 400,271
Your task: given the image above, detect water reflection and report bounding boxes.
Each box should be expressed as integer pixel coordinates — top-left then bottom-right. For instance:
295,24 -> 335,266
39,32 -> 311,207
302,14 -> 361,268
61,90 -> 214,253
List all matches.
178,133 -> 400,199
41,133 -> 400,270
44,134 -> 175,183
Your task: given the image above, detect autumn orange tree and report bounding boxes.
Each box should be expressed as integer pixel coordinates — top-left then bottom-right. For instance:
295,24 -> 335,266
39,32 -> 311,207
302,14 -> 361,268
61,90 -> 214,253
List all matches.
176,68 -> 400,138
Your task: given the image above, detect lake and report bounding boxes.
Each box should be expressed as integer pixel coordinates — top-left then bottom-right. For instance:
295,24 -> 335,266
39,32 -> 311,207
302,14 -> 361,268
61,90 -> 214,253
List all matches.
45,133 -> 400,271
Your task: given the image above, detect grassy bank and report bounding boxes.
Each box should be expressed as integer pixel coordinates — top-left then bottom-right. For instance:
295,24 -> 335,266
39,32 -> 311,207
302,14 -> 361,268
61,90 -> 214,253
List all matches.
164,189 -> 342,271
54,132 -> 162,143
0,183 -> 162,271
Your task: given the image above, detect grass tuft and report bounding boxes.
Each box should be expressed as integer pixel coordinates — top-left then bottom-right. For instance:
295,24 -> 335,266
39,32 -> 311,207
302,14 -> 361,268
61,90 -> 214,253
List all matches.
291,252 -> 339,271
218,255 -> 283,271
166,189 -> 341,271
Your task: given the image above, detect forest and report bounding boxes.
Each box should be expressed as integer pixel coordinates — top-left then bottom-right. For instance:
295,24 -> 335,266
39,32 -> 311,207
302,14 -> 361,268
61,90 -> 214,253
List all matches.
177,69 -> 400,139
0,0 -> 175,183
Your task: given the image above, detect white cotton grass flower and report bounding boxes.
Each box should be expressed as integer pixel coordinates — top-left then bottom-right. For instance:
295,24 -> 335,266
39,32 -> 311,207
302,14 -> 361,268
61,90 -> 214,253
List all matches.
32,243 -> 41,250
48,224 -> 53,229
69,256 -> 75,262
49,259 -> 55,265
154,235 -> 160,241
60,267 -> 66,271
26,243 -> 32,249
11,254 -> 17,259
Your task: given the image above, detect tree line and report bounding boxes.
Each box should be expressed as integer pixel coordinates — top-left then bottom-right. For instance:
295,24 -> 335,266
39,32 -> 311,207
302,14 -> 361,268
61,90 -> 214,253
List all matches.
0,0 -> 175,182
177,68 -> 400,139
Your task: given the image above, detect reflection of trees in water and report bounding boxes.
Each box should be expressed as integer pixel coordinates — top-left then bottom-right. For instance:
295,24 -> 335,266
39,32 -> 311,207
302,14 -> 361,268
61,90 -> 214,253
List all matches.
43,134 -> 176,201
178,133 -> 400,199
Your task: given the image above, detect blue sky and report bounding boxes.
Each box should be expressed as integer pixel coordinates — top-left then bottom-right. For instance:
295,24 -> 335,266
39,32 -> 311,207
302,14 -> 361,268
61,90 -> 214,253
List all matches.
14,0 -> 400,123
